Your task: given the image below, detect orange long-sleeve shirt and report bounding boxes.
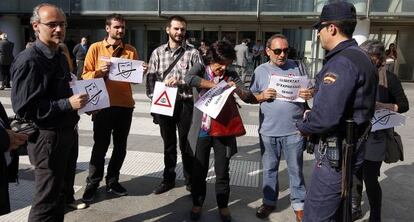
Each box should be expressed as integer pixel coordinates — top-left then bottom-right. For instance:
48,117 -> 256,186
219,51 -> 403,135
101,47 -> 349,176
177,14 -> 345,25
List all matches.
82,39 -> 138,108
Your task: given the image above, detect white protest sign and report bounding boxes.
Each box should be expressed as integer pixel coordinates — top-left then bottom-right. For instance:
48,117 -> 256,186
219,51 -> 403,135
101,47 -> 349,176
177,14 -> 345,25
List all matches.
72,78 -> 110,114
371,108 -> 406,131
109,57 -> 143,83
269,75 -> 309,102
150,81 -> 178,116
195,81 -> 236,119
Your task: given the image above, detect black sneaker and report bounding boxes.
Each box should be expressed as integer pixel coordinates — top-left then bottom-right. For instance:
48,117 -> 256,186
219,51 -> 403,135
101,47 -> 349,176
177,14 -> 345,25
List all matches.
256,204 -> 275,219
153,182 -> 175,194
82,183 -> 99,202
106,182 -> 128,196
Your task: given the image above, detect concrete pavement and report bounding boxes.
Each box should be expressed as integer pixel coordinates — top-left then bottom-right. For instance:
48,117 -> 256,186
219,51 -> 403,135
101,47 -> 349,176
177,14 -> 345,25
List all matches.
0,83 -> 413,222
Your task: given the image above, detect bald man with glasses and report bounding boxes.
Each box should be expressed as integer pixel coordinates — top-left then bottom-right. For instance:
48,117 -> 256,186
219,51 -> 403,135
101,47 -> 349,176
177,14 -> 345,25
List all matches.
10,3 -> 88,221
250,34 -> 313,221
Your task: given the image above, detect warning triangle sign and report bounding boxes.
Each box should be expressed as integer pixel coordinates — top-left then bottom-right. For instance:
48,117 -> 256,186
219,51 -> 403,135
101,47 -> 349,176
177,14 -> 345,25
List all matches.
154,91 -> 172,107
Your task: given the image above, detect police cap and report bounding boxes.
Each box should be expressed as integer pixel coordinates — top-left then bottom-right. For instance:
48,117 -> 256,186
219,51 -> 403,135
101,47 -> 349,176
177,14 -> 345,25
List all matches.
313,1 -> 357,29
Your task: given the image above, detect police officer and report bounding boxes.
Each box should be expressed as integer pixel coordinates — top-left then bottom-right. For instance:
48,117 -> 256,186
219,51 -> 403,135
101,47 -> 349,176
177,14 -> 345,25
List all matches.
296,2 -> 378,221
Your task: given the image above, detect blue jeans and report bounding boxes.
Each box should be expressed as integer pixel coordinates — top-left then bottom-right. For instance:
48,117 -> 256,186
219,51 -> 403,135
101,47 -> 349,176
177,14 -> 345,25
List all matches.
260,133 -> 306,210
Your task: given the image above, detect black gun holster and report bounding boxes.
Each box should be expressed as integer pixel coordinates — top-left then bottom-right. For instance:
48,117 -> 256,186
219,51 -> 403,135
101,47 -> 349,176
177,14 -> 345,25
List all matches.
321,136 -> 342,169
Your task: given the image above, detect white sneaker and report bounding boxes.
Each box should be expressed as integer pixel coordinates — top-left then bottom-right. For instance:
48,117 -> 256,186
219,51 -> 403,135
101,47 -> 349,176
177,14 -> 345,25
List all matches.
67,200 -> 89,210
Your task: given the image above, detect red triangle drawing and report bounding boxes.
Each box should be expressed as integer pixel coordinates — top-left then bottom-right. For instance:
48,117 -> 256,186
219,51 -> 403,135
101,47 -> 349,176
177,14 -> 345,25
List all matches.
154,91 -> 172,107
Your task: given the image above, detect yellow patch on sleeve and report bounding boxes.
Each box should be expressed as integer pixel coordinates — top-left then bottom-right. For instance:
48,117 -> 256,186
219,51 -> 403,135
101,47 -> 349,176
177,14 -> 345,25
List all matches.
323,72 -> 337,84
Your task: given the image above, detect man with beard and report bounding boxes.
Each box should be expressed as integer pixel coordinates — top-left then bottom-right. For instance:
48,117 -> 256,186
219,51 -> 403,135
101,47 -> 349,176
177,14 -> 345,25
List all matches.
81,13 -> 139,202
146,15 -> 203,194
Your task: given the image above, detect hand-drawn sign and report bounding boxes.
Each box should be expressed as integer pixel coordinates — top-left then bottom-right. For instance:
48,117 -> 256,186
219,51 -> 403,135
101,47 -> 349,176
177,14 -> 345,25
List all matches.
195,81 -> 235,119
116,62 -> 136,79
154,91 -> 172,107
109,57 -> 144,83
268,74 -> 309,103
72,78 -> 110,114
371,109 -> 406,131
150,81 -> 177,116
85,82 -> 102,105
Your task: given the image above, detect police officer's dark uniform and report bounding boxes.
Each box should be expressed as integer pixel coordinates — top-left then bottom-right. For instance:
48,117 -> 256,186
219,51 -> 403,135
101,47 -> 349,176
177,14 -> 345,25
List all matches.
296,2 -> 378,222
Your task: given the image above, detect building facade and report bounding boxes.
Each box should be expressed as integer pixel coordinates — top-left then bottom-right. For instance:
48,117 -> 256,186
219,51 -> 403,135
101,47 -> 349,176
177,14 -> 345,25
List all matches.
1,0 -> 414,80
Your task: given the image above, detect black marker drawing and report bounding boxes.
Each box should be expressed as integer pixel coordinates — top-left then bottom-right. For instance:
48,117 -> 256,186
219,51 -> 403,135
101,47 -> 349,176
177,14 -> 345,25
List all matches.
372,112 -> 396,126
116,62 -> 136,78
85,82 -> 102,105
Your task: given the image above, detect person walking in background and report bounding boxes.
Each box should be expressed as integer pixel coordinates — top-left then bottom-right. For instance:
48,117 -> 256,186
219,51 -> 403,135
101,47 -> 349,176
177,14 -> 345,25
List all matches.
145,15 -> 203,195
198,39 -> 209,57
73,37 -> 88,78
385,43 -> 397,73
185,40 -> 258,222
81,13 -> 139,203
0,32 -> 14,90
234,38 -> 249,81
252,39 -> 264,69
11,3 -> 89,221
250,34 -> 311,222
351,40 -> 409,222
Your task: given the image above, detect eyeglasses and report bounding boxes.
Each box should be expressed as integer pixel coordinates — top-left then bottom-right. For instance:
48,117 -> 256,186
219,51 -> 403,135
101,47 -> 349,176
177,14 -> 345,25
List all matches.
316,23 -> 331,33
269,48 -> 290,55
39,22 -> 67,29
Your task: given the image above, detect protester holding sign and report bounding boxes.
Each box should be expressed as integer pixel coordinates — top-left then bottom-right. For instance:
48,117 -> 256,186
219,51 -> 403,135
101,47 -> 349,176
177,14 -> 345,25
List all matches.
184,40 -> 257,222
81,13 -> 139,203
250,34 -> 313,221
145,15 -> 203,195
351,40 -> 409,221
11,4 -> 89,220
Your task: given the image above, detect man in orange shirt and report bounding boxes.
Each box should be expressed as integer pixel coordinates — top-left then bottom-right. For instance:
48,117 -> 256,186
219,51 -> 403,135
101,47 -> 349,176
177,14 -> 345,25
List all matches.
81,13 -> 138,202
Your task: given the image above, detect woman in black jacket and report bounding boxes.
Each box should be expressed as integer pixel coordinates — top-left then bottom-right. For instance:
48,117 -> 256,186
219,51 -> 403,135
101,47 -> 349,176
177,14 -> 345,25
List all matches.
351,40 -> 409,222
0,102 -> 28,215
184,40 -> 258,222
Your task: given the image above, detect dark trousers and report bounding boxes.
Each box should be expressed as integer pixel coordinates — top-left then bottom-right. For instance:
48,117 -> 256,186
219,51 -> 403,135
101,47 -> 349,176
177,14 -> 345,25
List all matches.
0,157 -> 10,216
192,136 -> 232,209
87,106 -> 133,185
158,100 -> 193,185
75,60 -> 84,79
28,128 -> 78,222
303,141 -> 365,222
0,65 -> 11,87
352,160 -> 382,222
253,56 -> 261,69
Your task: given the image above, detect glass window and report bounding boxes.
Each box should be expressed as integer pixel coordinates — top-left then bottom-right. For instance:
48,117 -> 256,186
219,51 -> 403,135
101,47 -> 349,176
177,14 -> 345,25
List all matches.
161,0 -> 256,12
147,30 -> 161,59
371,0 -> 414,13
221,31 -> 237,46
186,30 -> 202,48
204,31 -> 219,45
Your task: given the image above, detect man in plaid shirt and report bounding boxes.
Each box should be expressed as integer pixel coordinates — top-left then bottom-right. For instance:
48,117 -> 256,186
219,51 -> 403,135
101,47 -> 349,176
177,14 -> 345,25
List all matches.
146,15 -> 203,195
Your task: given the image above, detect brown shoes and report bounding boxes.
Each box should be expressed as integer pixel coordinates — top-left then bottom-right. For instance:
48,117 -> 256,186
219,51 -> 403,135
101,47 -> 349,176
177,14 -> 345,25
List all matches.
295,210 -> 304,222
256,204 -> 275,219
